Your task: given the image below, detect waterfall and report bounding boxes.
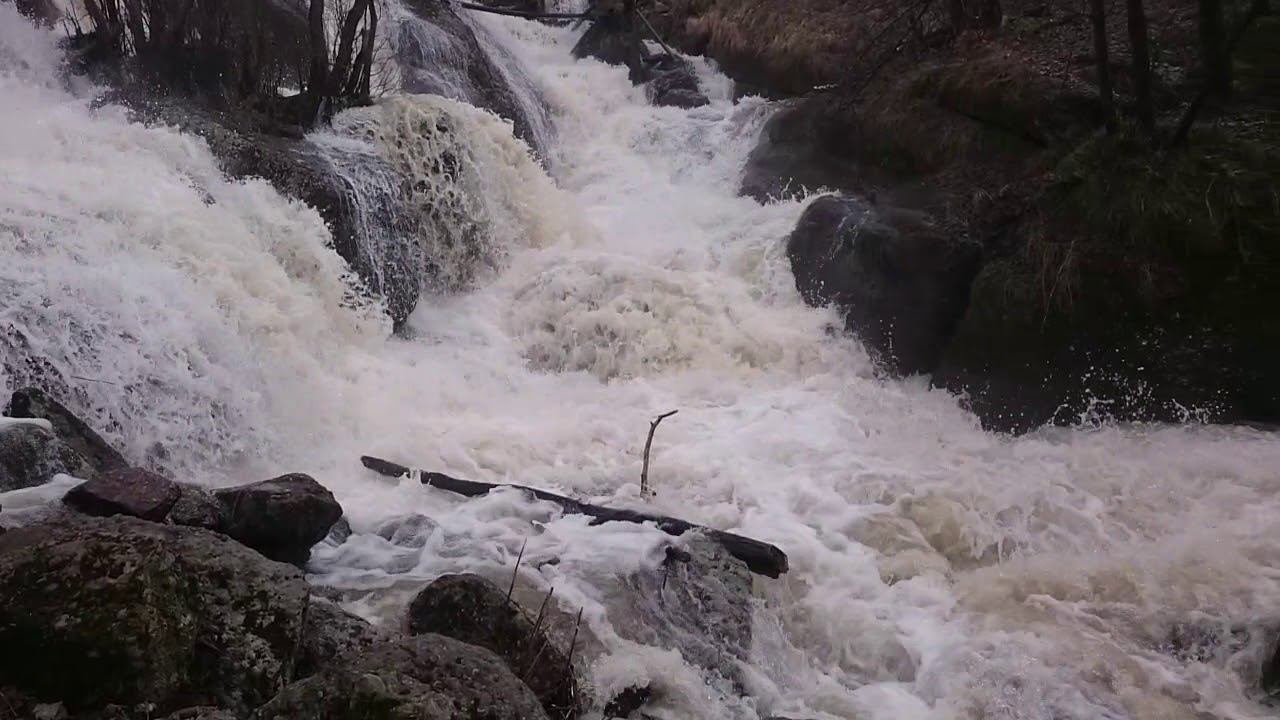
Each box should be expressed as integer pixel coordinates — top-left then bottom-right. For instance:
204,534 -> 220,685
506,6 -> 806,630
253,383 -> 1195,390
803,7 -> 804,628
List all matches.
4,3 -> 1280,720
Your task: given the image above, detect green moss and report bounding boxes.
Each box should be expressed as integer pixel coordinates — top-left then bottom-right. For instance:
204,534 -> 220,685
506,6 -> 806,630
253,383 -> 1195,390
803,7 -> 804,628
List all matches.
1037,125 -> 1280,309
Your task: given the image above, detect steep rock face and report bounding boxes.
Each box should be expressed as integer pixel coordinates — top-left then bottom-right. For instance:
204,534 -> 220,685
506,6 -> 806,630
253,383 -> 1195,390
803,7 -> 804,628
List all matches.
398,0 -> 550,157
787,195 -> 982,376
257,635 -> 551,720
0,516 -> 309,715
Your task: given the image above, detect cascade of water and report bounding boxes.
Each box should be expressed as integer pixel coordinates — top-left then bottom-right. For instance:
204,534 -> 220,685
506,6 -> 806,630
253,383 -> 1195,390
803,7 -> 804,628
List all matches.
3,4 -> 1280,720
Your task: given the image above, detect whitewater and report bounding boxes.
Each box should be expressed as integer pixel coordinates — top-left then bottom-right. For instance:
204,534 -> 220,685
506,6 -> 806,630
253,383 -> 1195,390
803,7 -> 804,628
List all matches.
3,4 -> 1280,719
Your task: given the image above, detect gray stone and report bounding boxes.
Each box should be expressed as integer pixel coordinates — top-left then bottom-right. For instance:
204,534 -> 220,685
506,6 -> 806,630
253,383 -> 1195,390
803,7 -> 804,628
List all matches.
214,473 -> 343,566
408,573 -> 578,719
787,194 -> 982,376
257,635 -> 551,720
375,513 -> 437,548
0,422 -> 95,491
161,708 -> 239,720
296,597 -> 388,678
63,467 -> 182,522
0,515 -> 308,714
4,387 -> 128,475
613,533 -> 753,683
166,484 -> 225,530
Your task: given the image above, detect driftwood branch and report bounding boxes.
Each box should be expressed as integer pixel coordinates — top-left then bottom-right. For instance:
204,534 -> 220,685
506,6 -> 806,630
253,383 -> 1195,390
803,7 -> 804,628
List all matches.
360,455 -> 789,578
640,410 -> 677,496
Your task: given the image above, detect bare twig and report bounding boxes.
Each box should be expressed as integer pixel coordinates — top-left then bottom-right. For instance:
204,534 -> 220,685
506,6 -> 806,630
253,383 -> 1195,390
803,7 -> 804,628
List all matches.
507,538 -> 527,601
563,607 -> 583,685
520,587 -> 555,681
639,410 -> 678,496
71,375 -> 118,386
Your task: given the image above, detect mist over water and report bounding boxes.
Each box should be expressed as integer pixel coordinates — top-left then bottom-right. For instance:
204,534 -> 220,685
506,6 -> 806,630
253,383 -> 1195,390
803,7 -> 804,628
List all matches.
3,4 -> 1280,719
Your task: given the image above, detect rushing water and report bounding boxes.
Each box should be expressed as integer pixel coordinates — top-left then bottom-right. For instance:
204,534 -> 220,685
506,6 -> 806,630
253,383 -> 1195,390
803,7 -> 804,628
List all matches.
3,4 -> 1280,719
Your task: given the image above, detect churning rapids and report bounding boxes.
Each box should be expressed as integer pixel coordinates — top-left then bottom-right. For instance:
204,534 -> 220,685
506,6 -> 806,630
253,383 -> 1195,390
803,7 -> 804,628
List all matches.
4,3 -> 1280,719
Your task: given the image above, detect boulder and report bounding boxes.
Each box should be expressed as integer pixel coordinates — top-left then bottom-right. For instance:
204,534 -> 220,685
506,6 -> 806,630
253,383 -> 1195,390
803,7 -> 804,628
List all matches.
62,467 -> 182,522
0,421 -> 96,491
572,14 -> 643,69
257,635 -> 551,720
167,483 -> 226,530
375,512 -> 438,548
214,473 -> 343,566
408,573 -> 578,719
0,515 -> 308,714
787,194 -> 982,376
617,533 -> 753,681
5,387 -> 128,475
645,56 -> 709,109
296,597 -> 388,678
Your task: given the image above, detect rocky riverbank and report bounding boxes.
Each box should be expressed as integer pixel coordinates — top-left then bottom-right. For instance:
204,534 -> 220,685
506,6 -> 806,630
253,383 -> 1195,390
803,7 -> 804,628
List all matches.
649,0 -> 1280,432
0,385 -> 766,719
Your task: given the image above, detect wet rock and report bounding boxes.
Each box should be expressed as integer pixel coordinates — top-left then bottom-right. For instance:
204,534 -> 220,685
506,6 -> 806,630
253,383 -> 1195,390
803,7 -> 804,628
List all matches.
62,467 -> 181,522
257,635 -> 551,720
325,516 -> 353,545
572,14 -> 643,69
0,421 -> 96,491
0,515 -> 308,714
602,685 -> 651,718
376,512 -> 438,548
214,473 -> 343,566
399,0 -> 550,156
408,573 -> 578,719
166,484 -> 225,530
5,387 -> 129,475
645,56 -> 709,109
296,597 -> 388,678
13,0 -> 60,25
787,194 -> 982,376
615,533 -> 753,682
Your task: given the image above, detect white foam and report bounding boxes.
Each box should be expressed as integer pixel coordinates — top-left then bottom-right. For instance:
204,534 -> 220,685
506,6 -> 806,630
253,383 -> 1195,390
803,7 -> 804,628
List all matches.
0,417 -> 53,432
4,4 -> 1280,719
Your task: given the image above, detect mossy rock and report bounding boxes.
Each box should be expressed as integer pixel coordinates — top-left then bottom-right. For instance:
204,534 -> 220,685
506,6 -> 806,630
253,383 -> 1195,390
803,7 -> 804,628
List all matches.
0,516 -> 309,714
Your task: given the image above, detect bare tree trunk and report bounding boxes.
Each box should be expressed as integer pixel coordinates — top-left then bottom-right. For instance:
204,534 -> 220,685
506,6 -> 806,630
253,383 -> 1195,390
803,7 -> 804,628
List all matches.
343,0 -> 377,99
307,0 -> 329,99
1125,0 -> 1155,138
1090,0 -> 1116,132
1198,0 -> 1232,98
1172,0 -> 1270,146
329,0 -> 372,95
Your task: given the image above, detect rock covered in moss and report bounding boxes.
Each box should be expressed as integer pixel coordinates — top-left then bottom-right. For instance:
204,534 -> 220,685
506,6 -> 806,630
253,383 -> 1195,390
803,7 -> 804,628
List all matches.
214,473 -> 343,566
0,515 -> 308,714
257,634 -> 551,720
408,573 -> 578,719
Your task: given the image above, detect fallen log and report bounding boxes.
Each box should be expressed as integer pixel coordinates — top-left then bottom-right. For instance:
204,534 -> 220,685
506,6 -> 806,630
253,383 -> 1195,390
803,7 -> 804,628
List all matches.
360,455 -> 789,578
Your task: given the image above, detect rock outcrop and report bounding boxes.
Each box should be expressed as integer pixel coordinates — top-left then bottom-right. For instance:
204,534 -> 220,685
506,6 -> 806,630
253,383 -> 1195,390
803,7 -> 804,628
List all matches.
258,635 -> 552,720
787,195 -> 982,376
0,421 -> 95,492
0,515 -> 309,715
214,473 -> 344,566
408,573 -> 579,719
